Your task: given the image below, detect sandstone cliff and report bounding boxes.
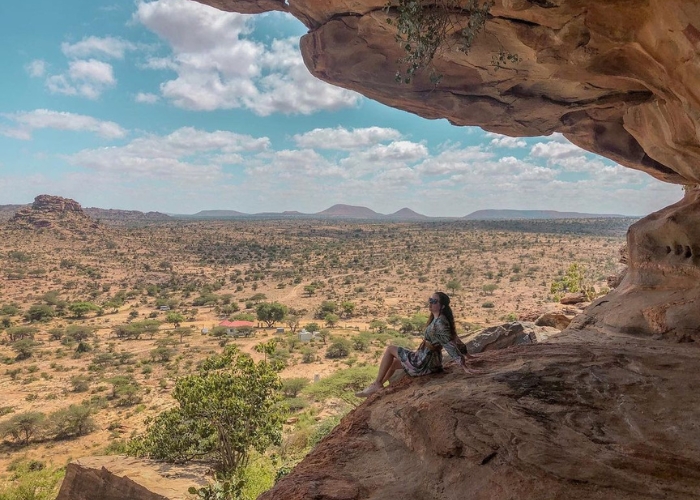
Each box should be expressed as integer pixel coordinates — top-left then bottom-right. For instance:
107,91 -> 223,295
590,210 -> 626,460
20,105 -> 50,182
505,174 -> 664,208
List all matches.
260,331 -> 700,500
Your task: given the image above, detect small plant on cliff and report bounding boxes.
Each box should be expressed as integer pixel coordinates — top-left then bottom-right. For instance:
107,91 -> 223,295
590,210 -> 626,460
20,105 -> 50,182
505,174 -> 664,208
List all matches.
550,263 -> 596,301
128,344 -> 284,474
385,0 -> 520,83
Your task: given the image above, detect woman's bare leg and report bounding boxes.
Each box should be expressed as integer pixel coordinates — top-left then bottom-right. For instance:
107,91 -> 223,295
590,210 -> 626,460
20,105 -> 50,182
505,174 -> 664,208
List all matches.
375,345 -> 400,386
356,345 -> 401,397
381,358 -> 404,386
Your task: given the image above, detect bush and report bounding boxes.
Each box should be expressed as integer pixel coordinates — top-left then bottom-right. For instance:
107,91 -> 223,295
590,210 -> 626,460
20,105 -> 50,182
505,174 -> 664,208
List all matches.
325,339 -> 351,359
0,460 -> 64,500
47,405 -> 95,440
301,348 -> 315,364
70,375 -> 90,392
0,411 -> 45,445
481,302 -> 495,308
129,345 -> 284,474
303,366 -> 376,401
282,378 -> 309,398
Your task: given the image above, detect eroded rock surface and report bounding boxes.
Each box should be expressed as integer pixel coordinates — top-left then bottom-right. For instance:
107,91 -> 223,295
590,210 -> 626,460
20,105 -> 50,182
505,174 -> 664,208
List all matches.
197,0 -> 700,186
55,456 -> 209,500
570,186 -> 700,341
261,331 -> 700,500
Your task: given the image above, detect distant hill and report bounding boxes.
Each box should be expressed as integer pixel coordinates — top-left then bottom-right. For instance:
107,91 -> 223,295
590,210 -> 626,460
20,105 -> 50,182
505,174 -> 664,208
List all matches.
464,209 -> 628,220
0,204 -> 25,222
85,208 -> 171,222
191,209 -> 247,217
386,207 -> 429,220
316,204 -> 381,219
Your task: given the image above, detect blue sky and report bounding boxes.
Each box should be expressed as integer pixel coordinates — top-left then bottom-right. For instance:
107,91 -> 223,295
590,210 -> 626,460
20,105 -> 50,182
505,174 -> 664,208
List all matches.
0,0 -> 683,216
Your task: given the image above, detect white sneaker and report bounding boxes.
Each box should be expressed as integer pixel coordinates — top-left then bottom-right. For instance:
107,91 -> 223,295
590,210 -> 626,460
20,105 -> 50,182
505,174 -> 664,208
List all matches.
355,382 -> 381,398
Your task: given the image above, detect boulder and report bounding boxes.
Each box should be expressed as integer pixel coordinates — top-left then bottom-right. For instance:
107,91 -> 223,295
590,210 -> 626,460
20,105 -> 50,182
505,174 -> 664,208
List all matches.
55,456 -> 209,500
465,321 -> 537,353
560,292 -> 587,305
534,312 -> 572,331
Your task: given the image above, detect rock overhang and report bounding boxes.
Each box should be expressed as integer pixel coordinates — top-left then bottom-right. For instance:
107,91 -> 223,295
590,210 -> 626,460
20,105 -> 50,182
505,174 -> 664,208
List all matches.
194,0 -> 700,186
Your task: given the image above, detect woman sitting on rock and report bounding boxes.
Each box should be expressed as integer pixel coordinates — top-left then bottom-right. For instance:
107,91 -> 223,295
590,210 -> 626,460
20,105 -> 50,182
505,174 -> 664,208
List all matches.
356,291 -> 477,398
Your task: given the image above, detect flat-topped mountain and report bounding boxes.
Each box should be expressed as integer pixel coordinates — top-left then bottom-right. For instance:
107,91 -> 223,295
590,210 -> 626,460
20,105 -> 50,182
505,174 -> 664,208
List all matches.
84,208 -> 171,223
465,209 -> 628,220
316,204 -> 381,218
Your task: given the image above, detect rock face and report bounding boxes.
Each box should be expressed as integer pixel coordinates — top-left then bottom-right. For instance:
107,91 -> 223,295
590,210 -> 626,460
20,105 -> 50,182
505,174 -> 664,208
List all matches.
260,331 -> 700,500
569,186 -> 700,341
9,195 -> 98,231
55,456 -> 209,500
196,0 -> 700,186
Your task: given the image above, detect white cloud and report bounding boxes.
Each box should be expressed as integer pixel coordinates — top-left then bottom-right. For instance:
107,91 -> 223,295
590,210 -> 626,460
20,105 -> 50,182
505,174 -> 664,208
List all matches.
68,59 -> 115,84
293,127 -> 403,150
0,110 -> 127,140
339,141 -> 429,177
416,146 -> 494,176
135,92 -> 160,104
62,36 -> 136,59
25,60 -> 47,78
486,132 -> 527,148
67,127 -> 269,183
135,0 -> 360,114
46,59 -> 116,99
530,136 -> 585,161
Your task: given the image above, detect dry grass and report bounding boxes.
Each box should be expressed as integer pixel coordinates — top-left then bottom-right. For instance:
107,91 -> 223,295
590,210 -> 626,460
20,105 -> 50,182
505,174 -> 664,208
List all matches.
0,217 -> 630,474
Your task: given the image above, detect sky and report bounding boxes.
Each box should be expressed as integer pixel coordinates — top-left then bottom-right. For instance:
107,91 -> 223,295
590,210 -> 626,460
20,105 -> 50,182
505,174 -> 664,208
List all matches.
0,0 -> 684,217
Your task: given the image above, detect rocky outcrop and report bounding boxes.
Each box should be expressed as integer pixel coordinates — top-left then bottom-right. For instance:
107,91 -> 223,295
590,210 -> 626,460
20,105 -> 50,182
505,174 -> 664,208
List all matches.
55,456 -> 209,500
9,195 -> 98,231
465,321 -> 539,353
569,186 -> 700,341
196,0 -> 700,186
260,331 -> 700,500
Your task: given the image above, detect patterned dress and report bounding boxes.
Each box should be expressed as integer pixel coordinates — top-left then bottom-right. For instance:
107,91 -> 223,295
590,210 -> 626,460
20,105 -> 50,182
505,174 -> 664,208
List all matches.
397,316 -> 463,377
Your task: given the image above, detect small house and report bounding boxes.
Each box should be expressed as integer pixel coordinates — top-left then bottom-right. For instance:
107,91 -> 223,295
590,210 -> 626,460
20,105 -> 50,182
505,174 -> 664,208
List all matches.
298,329 -> 313,342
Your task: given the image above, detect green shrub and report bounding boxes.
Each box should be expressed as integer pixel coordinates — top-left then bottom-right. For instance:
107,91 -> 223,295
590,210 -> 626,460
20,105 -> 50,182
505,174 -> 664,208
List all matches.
303,366 -> 376,401
0,460 -> 64,500
325,339 -> 351,359
281,378 -> 309,398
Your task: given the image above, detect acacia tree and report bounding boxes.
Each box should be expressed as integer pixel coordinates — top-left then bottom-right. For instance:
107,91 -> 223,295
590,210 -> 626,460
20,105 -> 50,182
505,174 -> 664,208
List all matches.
256,302 -> 287,328
129,345 -> 284,474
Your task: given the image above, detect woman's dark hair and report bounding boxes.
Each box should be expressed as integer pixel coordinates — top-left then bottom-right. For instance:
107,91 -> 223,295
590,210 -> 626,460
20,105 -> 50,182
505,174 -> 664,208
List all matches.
427,291 -> 457,339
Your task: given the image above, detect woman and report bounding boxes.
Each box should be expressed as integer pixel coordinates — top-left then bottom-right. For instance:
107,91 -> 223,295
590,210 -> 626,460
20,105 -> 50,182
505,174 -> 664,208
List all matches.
356,291 -> 476,398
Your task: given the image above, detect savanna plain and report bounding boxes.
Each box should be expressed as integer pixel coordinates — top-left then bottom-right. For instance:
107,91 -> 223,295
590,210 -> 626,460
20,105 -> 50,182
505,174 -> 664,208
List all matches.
0,216 -> 632,497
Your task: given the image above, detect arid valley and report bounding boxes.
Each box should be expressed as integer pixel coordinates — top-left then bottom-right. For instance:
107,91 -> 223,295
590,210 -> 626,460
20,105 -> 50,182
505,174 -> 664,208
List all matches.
0,196 -> 632,497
